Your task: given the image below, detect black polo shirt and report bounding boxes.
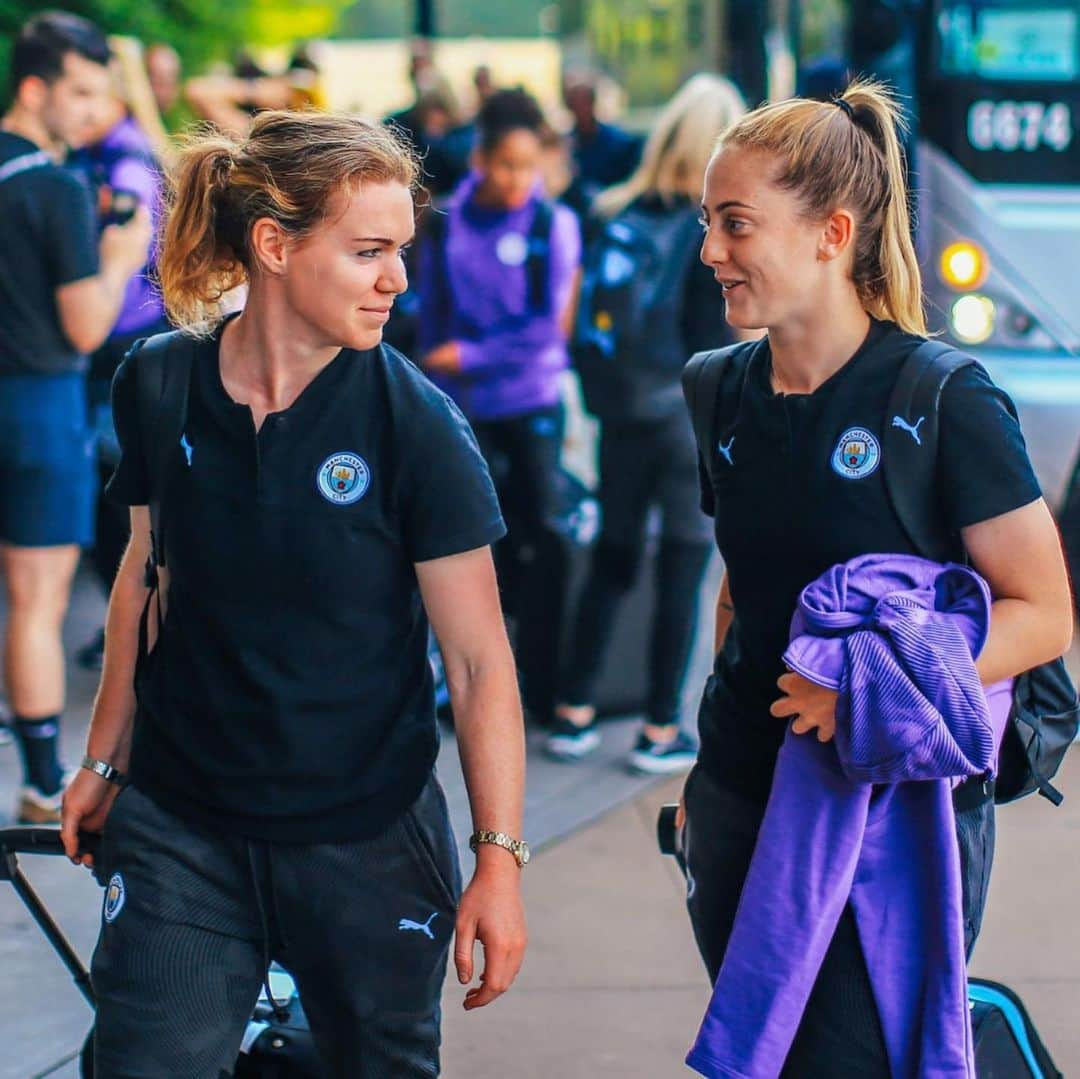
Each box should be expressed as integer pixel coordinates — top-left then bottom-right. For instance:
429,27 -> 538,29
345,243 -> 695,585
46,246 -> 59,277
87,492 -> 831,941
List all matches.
697,320 -> 1041,805
0,132 -> 98,375
107,328 -> 505,841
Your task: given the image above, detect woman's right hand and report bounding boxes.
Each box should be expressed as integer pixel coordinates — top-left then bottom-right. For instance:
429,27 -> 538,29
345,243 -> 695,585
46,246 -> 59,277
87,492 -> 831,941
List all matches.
61,770 -> 121,868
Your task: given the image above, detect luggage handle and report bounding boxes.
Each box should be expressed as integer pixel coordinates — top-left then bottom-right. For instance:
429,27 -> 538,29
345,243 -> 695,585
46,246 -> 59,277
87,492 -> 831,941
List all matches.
0,827 -> 103,1009
0,826 -> 100,864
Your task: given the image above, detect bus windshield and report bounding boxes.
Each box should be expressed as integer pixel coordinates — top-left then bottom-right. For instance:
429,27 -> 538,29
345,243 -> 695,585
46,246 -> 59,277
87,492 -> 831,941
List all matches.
934,2 -> 1078,83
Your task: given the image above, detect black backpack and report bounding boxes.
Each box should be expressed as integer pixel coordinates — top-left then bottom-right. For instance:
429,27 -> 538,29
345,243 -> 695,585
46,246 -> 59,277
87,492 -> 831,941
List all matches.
683,338 -> 1080,806
573,203 -> 703,422
127,331 -> 197,589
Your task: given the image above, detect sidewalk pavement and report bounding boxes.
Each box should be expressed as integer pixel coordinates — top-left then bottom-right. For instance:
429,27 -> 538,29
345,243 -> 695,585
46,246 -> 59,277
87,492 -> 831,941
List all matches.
441,756 -> 1080,1078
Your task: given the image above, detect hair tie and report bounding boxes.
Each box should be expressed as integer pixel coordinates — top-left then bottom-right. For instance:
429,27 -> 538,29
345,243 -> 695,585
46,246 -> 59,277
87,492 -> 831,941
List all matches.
834,97 -> 856,121
213,152 -> 236,186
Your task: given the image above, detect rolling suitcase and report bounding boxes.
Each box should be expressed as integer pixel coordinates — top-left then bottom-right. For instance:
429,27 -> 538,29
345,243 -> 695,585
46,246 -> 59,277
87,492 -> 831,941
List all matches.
0,826 -> 320,1077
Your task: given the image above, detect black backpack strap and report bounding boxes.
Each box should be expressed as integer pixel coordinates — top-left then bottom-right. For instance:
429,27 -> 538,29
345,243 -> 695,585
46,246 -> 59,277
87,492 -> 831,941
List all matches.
681,343 -> 751,482
525,200 -> 554,313
882,339 -> 974,563
132,332 -> 195,579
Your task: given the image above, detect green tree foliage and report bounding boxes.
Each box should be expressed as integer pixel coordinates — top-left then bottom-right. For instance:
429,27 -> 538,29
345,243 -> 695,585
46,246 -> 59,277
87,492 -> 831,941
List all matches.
338,0 -> 551,39
0,0 -> 351,99
0,1 -> 248,78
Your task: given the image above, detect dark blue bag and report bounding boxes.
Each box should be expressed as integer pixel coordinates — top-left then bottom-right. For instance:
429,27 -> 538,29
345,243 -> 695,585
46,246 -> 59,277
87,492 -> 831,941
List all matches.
969,978 -> 1063,1079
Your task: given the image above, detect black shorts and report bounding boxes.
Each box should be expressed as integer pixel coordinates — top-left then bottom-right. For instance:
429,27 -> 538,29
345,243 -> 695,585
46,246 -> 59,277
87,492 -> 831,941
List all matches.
91,774 -> 461,1078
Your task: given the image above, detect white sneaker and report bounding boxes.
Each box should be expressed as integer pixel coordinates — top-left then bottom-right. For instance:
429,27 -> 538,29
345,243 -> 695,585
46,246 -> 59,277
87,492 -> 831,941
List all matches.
545,717 -> 602,761
15,770 -> 74,825
16,784 -> 63,825
627,729 -> 698,775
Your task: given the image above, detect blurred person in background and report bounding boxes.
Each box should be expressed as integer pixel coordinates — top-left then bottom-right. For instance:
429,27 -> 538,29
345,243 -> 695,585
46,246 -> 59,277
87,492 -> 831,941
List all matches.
417,87 -> 582,723
562,68 -> 644,191
145,43 -> 180,114
70,35 -> 170,672
472,64 -> 495,108
548,74 -> 747,770
185,46 -> 327,140
0,11 -> 151,823
538,121 -> 593,224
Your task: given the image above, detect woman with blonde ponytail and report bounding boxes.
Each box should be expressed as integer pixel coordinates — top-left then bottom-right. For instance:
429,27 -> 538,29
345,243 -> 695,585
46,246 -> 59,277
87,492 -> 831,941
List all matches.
549,73 -> 746,770
675,79 -> 1071,1076
62,110 -> 527,1076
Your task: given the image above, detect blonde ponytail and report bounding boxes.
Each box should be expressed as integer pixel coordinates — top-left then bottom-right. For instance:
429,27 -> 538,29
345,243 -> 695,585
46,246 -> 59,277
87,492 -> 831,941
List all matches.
718,78 -> 927,335
837,81 -> 925,335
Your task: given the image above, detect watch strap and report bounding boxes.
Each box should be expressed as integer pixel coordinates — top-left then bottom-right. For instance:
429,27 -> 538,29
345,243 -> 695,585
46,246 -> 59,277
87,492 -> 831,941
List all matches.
81,755 -> 126,786
469,830 -> 529,867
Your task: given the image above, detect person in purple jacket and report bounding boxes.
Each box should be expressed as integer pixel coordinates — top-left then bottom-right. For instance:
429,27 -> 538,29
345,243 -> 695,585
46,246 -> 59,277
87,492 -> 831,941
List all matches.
417,87 -> 582,720
677,79 -> 1073,1075
69,44 -> 170,670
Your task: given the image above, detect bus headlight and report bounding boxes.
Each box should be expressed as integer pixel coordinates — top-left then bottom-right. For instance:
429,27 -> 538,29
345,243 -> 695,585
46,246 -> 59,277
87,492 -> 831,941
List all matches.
940,241 -> 989,291
950,294 -> 996,345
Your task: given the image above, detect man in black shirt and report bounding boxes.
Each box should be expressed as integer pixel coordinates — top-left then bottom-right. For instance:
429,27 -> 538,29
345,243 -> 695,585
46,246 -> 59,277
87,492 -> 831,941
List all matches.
0,12 -> 150,822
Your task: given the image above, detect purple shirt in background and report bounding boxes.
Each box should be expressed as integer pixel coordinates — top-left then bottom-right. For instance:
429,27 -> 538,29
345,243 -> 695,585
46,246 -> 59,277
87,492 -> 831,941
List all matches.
72,116 -> 164,337
416,171 -> 581,421
688,555 -> 1012,1079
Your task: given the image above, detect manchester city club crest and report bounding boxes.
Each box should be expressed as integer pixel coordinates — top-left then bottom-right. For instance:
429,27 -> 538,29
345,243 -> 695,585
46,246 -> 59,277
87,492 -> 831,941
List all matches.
831,427 -> 881,480
316,452 -> 371,505
104,872 -> 125,923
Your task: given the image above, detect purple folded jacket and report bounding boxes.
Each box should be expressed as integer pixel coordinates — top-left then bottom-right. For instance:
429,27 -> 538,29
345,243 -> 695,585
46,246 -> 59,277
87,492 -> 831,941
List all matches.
688,554 -> 1012,1079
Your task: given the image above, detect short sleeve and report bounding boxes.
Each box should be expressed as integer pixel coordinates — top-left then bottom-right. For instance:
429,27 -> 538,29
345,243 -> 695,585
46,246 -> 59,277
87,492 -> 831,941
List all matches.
938,363 -> 1041,531
104,344 -> 150,506
43,171 -> 98,286
397,386 -> 506,563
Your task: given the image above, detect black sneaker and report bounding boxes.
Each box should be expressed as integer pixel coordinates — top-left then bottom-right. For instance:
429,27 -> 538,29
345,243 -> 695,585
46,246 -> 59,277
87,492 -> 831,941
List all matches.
627,728 -> 698,775
545,716 -> 601,761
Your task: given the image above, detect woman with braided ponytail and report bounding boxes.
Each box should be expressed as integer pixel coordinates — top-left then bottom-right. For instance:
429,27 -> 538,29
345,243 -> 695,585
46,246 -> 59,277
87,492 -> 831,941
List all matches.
676,80 -> 1071,1075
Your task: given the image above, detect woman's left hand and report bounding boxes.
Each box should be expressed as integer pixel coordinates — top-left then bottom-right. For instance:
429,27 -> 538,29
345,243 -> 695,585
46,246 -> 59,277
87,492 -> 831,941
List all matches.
770,671 -> 839,742
454,854 -> 528,1010
423,341 -> 463,374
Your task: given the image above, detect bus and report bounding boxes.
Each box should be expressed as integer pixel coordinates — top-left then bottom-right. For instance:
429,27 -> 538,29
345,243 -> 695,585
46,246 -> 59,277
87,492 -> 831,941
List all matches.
911,0 -> 1080,507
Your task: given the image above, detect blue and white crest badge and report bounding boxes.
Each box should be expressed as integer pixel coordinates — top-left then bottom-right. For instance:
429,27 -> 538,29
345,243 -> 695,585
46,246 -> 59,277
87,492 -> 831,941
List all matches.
104,873 -> 125,923
831,427 -> 881,480
316,452 -> 371,505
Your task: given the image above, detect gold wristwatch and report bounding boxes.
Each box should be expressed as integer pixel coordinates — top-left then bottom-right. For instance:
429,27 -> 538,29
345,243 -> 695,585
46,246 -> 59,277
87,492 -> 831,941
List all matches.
469,830 -> 531,868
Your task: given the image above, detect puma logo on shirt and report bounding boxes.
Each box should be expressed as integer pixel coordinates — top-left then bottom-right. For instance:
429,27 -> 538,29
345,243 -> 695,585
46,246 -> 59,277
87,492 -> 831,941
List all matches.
398,912 -> 439,940
717,436 -> 735,466
891,415 -> 925,446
